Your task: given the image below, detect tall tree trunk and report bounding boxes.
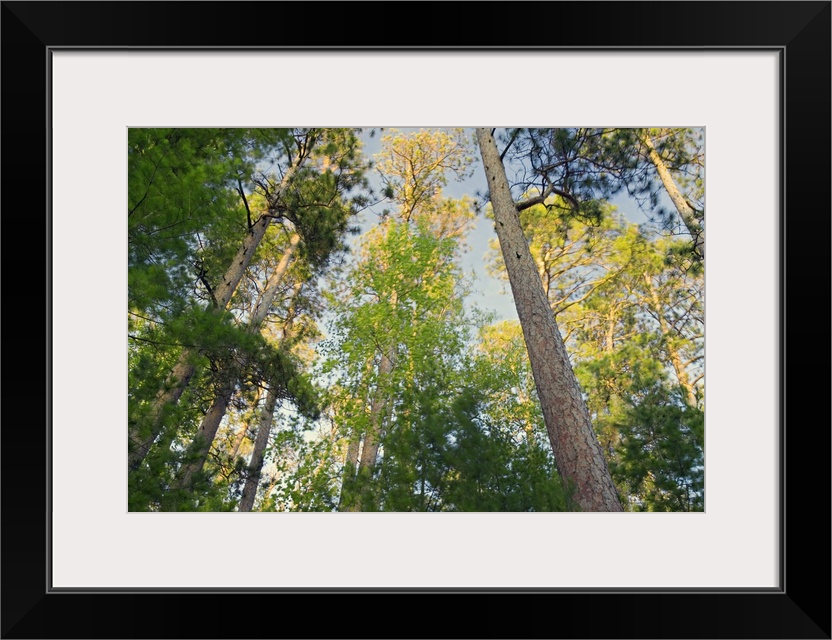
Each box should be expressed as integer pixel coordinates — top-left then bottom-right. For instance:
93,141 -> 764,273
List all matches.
358,348 -> 394,471
476,128 -> 622,512
128,166 -> 303,471
128,357 -> 198,470
238,385 -> 280,512
640,130 -> 705,259
172,235 -> 301,491
342,346 -> 395,512
238,279 -> 305,511
229,385 -> 262,460
338,356 -> 374,511
605,309 -> 616,354
337,433 -> 361,510
643,273 -> 698,408
345,438 -> 360,470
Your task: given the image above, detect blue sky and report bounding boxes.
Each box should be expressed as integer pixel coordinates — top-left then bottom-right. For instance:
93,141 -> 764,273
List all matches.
353,127 -> 518,323
351,127 -> 657,325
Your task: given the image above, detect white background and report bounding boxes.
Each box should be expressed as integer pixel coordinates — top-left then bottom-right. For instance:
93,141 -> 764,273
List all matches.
51,51 -> 779,588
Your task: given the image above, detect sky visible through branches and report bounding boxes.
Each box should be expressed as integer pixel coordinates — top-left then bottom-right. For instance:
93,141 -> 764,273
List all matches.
353,127 -> 658,324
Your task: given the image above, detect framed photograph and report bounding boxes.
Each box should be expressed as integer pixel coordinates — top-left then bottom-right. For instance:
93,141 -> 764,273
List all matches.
3,2 -> 829,638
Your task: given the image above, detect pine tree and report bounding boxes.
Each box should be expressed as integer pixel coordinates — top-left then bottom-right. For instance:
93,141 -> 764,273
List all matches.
475,128 -> 622,511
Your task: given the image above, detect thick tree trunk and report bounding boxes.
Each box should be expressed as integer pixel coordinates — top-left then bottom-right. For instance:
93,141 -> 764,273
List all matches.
476,128 -> 622,512
172,235 -> 300,491
239,385 -> 279,512
640,130 -> 704,259
128,166 -> 302,472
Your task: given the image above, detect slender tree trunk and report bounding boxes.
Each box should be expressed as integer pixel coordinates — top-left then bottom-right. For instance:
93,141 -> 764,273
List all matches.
127,166 -> 303,471
644,273 -> 698,408
337,437 -> 359,511
238,279 -> 305,511
358,348 -> 394,470
342,280 -> 399,511
605,309 -> 616,354
345,439 -> 360,470
640,130 -> 704,259
172,235 -> 301,491
128,357 -> 197,470
230,425 -> 249,460
174,381 -> 237,491
261,474 -> 279,508
229,386 -> 262,460
239,385 -> 280,512
343,346 -> 395,512
338,357 -> 374,511
476,128 -> 622,512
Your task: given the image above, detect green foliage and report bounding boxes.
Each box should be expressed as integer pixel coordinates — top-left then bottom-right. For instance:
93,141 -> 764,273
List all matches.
437,390 -> 568,512
496,127 -> 704,262
128,128 -> 255,314
128,127 -> 705,514
484,173 -> 704,511
320,220 -> 572,511
128,128 -> 370,511
576,345 -> 703,511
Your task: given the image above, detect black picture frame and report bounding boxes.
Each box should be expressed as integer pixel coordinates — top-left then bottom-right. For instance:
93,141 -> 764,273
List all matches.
2,2 -> 829,638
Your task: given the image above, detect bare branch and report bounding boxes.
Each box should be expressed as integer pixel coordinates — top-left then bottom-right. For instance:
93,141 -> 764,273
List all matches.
237,178 -> 253,229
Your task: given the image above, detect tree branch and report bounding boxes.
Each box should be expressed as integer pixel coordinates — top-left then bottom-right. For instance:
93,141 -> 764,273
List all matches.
515,183 -> 580,213
499,128 -> 521,162
237,178 -> 253,229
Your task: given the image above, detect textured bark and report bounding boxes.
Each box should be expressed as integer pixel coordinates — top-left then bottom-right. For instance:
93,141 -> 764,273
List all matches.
174,382 -> 236,490
172,237 -> 300,491
358,348 -> 394,470
128,165 -> 302,472
239,385 -> 279,512
345,438 -> 360,470
476,128 -> 622,512
640,130 -> 704,259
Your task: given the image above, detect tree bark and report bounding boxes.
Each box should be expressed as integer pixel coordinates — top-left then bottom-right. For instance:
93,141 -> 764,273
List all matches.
345,438 -> 360,470
238,385 -> 279,512
342,345 -> 395,512
238,278 -> 305,510
172,234 -> 300,491
358,348 -> 394,470
476,128 -> 622,512
640,130 -> 704,259
128,165 -> 303,472
128,357 -> 197,471
226,385 -> 262,462
337,434 -> 361,510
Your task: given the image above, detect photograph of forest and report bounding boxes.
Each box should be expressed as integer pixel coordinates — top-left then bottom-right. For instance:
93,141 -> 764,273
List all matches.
128,127 -> 704,512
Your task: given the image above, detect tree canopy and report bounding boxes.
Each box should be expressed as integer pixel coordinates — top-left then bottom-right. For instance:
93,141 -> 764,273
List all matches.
128,127 -> 704,512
